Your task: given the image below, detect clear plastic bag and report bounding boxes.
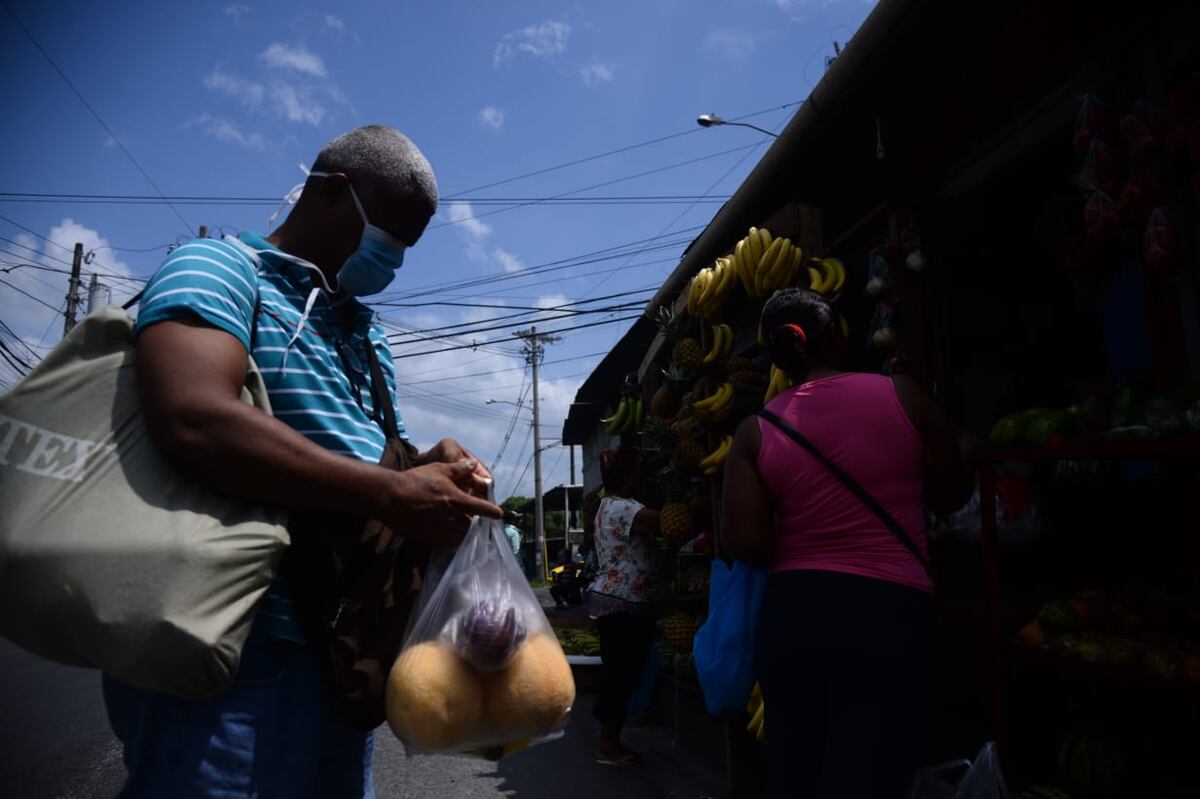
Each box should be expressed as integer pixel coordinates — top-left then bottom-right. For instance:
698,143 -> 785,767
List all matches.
910,742 -> 1009,799
385,486 -> 576,755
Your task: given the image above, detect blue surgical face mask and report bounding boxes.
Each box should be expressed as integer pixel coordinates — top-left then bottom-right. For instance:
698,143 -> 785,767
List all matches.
307,170 -> 408,297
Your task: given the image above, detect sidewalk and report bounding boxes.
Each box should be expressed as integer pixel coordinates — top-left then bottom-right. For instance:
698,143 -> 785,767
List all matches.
373,694 -> 727,798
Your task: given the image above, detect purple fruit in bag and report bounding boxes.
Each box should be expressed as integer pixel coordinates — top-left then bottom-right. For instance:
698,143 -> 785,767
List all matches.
457,598 -> 526,671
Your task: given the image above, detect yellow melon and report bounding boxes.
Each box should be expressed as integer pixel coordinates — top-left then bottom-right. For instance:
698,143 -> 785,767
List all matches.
481,634 -> 575,738
385,641 -> 484,752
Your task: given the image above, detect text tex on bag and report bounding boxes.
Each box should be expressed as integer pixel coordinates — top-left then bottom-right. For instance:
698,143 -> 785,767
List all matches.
0,306 -> 289,698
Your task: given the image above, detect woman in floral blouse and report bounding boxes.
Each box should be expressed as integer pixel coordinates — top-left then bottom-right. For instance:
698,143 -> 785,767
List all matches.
587,445 -> 660,766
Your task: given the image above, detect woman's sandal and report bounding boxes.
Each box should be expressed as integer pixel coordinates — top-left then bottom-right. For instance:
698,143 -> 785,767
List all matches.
594,749 -> 642,767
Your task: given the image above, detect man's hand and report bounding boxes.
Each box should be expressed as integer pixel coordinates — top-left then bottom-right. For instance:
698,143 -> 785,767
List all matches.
417,439 -> 493,493
381,460 -> 502,548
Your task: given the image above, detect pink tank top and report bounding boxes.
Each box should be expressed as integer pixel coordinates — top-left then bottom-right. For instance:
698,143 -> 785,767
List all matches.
757,373 -> 932,593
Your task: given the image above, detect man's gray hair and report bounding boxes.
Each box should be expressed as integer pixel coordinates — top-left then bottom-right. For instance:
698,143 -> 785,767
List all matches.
311,125 -> 438,219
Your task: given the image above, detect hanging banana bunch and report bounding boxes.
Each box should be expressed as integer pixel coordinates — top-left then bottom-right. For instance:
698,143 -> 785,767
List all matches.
806,257 -> 846,296
702,323 -> 733,366
763,365 -> 791,405
735,227 -> 805,299
599,392 -> 644,435
699,435 -> 733,476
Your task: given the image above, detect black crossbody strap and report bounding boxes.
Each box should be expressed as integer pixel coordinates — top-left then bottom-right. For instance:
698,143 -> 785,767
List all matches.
364,338 -> 401,443
758,409 -> 933,580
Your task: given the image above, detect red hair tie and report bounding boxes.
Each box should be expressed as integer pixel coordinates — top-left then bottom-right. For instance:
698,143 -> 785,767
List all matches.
781,323 -> 807,344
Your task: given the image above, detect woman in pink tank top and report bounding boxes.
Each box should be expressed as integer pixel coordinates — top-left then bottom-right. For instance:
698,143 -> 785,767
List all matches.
720,288 -> 971,799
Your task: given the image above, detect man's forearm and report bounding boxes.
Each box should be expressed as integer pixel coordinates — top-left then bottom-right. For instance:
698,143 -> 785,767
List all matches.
152,395 -> 393,518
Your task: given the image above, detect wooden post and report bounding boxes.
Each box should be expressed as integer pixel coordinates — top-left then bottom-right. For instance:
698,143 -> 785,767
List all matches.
62,242 -> 83,336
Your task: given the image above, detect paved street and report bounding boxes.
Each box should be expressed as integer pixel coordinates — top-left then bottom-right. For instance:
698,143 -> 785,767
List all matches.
0,638 -> 725,798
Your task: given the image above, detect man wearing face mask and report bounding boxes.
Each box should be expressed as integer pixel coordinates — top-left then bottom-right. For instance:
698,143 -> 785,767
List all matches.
101,125 -> 500,797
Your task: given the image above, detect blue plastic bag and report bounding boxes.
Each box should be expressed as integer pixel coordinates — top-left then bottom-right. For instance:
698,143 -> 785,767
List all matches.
692,560 -> 767,715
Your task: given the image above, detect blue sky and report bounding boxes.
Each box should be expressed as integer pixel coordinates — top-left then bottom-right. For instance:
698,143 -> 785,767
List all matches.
0,0 -> 876,501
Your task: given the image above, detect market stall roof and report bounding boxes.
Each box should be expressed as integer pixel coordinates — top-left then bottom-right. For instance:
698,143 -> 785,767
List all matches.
513,484 -> 584,515
642,0 -> 912,315
561,314 -> 656,445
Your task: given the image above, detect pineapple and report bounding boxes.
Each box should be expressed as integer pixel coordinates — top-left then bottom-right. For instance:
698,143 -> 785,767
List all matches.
651,364 -> 689,420
729,370 -> 762,385
662,613 -> 699,653
672,339 -> 703,371
727,356 -> 754,374
660,501 -> 693,544
677,435 -> 705,470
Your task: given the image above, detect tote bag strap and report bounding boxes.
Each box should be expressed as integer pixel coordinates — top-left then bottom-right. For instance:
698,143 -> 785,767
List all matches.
757,409 -> 933,580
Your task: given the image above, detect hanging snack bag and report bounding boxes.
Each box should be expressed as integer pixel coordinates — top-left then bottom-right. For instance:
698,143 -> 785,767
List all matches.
385,486 -> 575,755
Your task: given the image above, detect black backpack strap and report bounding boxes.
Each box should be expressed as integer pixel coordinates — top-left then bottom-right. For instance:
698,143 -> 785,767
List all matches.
758,408 -> 933,580
364,336 -> 401,443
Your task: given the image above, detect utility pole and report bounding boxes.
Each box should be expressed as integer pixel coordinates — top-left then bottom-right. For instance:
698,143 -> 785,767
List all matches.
63,242 -> 83,336
518,325 -> 559,581
86,273 -> 111,314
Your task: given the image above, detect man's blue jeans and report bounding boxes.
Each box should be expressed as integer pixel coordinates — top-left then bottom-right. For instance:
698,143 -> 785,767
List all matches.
102,626 -> 374,798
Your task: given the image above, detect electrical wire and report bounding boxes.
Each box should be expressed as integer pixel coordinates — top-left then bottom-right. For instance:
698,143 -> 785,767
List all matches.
0,191 -> 732,207
0,277 -> 67,314
394,349 -> 607,386
441,99 -> 803,198
391,314 -> 643,360
426,143 -> 760,232
0,2 -> 194,237
384,299 -> 650,343
374,226 -> 704,303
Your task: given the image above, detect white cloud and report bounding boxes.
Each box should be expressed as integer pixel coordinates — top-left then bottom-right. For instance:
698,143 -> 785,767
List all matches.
535,293 -> 569,310
224,4 -> 250,21
322,13 -> 346,32
705,29 -> 756,59
0,220 -> 139,352
260,43 -> 327,78
579,62 -> 614,87
494,20 -> 571,67
479,106 -> 505,130
202,68 -> 265,109
446,200 -> 492,250
493,248 -> 524,273
268,82 -> 326,125
189,113 -> 265,149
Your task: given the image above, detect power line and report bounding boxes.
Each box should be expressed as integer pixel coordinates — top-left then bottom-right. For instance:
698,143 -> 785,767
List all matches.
582,117 -> 782,301
374,226 -> 704,303
427,143 -> 760,232
391,314 -> 643,360
394,349 -> 607,385
440,99 -> 803,198
377,285 -> 659,312
0,2 -> 194,237
384,299 -> 650,343
0,276 -> 66,314
0,191 -> 732,207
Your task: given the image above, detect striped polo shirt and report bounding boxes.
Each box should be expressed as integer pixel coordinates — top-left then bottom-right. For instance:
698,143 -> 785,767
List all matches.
135,230 -> 410,641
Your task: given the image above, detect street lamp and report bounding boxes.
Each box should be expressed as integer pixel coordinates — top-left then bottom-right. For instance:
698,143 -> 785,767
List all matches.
696,113 -> 779,138
486,398 -> 528,411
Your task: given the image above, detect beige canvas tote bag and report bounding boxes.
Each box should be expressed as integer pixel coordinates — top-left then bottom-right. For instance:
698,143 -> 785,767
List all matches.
0,306 -> 289,697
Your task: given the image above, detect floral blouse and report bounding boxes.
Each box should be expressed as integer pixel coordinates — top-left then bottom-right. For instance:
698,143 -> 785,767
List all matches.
588,496 -> 657,618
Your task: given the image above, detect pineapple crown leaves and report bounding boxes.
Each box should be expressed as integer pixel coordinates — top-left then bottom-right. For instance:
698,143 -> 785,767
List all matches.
655,306 -> 688,344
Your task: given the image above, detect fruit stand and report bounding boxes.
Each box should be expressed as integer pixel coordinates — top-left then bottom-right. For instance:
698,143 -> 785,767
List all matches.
558,1 -> 1200,793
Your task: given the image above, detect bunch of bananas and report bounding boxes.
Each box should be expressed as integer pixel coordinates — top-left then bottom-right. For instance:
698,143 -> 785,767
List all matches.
736,227 -> 804,299
763,365 -> 792,405
687,255 -> 738,319
694,382 -> 734,422
807,257 -> 846,295
600,393 -> 643,435
699,435 -> 732,476
702,323 -> 733,366
746,682 -> 765,743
